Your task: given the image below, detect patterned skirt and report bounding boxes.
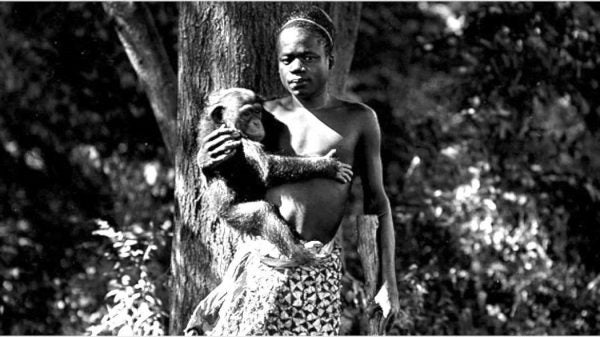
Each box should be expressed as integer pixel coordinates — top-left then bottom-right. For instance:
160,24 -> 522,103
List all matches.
185,239 -> 342,336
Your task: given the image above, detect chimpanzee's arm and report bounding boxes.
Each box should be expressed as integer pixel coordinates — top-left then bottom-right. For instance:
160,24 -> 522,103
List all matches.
265,154 -> 353,187
242,139 -> 353,187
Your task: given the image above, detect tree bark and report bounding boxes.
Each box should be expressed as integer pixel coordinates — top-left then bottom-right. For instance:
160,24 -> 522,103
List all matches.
103,2 -> 177,160
356,215 -> 383,335
171,2 -> 361,334
322,2 -> 363,98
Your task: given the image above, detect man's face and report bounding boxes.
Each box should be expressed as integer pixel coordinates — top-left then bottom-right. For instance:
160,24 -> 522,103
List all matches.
277,27 -> 330,100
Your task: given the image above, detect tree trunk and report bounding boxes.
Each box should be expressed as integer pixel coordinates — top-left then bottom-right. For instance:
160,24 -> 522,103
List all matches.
103,2 -> 177,160
322,2 -> 363,98
171,2 -> 361,334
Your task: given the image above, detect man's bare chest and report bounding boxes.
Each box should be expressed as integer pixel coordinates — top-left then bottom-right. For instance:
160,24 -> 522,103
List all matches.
281,113 -> 359,162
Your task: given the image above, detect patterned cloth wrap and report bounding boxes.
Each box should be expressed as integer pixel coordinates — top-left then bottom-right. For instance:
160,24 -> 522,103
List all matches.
185,238 -> 342,336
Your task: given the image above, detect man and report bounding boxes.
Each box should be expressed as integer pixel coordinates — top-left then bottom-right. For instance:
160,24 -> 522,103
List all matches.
189,7 -> 399,335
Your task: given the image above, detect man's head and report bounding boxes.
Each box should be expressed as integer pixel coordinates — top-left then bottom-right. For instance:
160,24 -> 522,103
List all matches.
277,7 -> 336,59
276,7 -> 335,99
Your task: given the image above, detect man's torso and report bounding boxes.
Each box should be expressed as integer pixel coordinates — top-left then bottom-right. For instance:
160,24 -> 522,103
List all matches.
263,96 -> 367,242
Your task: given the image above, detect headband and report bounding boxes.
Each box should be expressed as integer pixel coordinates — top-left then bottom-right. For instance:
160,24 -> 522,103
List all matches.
280,18 -> 333,46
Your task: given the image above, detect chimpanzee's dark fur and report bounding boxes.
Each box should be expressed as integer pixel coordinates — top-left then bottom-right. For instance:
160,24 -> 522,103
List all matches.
198,88 -> 346,263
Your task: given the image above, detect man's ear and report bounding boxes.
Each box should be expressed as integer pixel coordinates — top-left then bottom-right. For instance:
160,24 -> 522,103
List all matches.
208,105 -> 224,123
328,55 -> 335,69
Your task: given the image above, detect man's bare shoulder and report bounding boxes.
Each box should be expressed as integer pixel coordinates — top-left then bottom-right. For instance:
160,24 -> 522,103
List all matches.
334,98 -> 378,124
264,96 -> 294,114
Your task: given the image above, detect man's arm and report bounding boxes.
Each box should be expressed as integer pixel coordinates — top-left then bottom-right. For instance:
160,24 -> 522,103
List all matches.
356,106 -> 400,327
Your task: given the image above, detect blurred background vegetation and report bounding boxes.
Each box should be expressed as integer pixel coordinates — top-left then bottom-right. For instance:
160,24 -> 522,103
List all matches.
2,2 -> 600,335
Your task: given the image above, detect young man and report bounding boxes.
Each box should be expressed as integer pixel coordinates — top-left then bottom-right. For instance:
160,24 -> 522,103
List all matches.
190,7 -> 399,335
264,7 -> 399,326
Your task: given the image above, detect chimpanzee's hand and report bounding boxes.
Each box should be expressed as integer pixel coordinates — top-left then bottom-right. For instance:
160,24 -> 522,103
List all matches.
322,149 -> 353,184
197,126 -> 242,170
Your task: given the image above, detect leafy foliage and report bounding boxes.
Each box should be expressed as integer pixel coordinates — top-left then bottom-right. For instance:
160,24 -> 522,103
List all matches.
3,2 -> 600,335
0,2 -> 174,334
350,2 -> 600,334
87,220 -> 168,336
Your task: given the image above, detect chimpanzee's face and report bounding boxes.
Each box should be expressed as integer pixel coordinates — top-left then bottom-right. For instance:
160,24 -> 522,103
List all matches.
277,27 -> 330,100
209,90 -> 265,142
208,89 -> 266,142
231,99 -> 265,142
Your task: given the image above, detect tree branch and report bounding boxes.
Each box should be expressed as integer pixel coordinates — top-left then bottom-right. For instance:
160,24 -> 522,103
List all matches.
103,2 -> 177,161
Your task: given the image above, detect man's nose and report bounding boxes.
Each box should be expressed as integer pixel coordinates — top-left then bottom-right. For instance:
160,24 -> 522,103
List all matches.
290,58 -> 306,73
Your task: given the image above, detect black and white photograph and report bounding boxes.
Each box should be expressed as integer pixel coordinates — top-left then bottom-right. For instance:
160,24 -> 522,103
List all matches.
2,2 -> 600,335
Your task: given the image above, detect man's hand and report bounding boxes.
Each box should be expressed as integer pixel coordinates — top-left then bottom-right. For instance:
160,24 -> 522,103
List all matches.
370,280 -> 400,334
197,126 -> 242,170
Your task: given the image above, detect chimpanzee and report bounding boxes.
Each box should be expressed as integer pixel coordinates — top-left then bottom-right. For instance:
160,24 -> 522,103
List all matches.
197,88 -> 353,264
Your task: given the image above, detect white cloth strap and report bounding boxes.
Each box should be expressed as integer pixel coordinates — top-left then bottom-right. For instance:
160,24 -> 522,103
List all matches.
281,18 -> 333,45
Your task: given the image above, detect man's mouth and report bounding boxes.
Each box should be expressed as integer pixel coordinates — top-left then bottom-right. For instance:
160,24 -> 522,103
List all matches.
289,79 -> 309,90
289,78 -> 308,85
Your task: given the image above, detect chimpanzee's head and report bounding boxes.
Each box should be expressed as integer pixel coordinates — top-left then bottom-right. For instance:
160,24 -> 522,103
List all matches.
206,88 -> 266,142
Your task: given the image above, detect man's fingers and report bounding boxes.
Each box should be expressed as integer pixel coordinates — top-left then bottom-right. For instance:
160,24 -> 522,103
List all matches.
366,301 -> 391,334
366,304 -> 387,335
378,314 -> 390,335
366,302 -> 380,318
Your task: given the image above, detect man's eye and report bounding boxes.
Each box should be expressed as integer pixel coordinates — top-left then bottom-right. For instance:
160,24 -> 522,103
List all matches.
303,55 -> 317,62
280,57 -> 291,65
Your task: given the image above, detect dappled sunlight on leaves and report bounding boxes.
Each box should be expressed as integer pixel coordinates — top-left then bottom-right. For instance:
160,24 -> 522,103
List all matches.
0,2 -> 176,334
352,2 -> 600,334
87,220 -> 167,336
3,1 -> 600,334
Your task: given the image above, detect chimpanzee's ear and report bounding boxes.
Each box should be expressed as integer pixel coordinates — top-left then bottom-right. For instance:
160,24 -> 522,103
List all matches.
208,105 -> 224,123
